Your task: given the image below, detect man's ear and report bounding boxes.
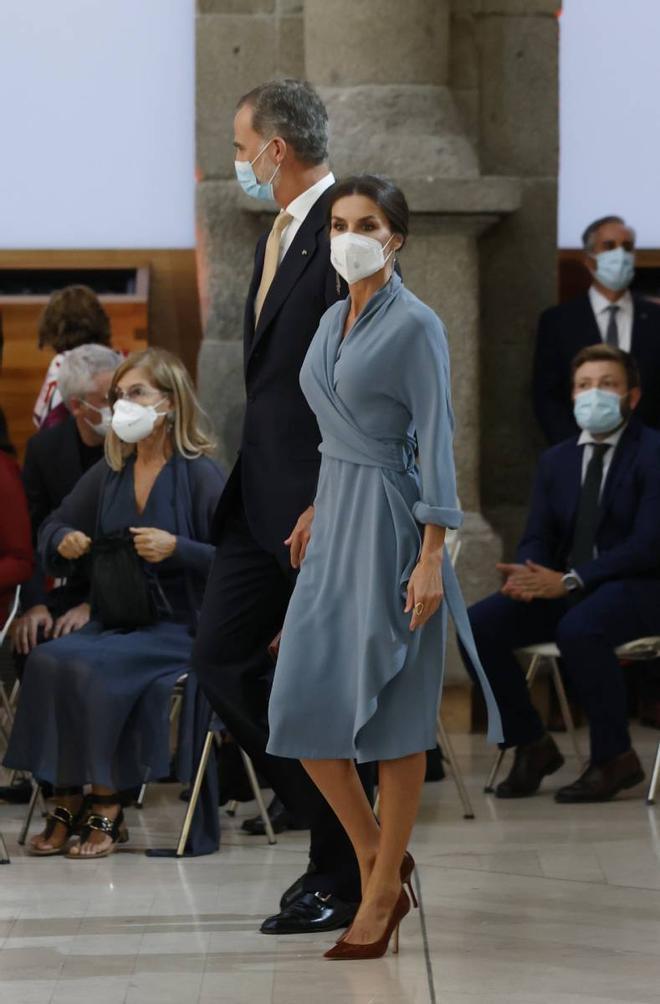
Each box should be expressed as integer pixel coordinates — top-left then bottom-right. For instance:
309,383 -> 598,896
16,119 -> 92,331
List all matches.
67,397 -> 82,417
628,387 -> 642,411
583,250 -> 596,276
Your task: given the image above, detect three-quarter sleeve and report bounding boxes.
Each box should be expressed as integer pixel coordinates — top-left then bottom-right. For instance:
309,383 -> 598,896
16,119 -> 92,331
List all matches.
398,313 -> 463,529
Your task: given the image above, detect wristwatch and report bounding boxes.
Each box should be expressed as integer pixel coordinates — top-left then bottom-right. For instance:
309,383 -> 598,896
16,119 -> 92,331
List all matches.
561,571 -> 582,594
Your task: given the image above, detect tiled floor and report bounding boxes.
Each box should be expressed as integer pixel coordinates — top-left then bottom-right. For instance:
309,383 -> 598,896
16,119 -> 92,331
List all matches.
0,726 -> 659,1004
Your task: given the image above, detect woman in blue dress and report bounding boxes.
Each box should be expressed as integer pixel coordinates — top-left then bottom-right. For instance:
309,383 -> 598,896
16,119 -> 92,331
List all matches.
266,176 -> 503,959
5,348 -> 224,859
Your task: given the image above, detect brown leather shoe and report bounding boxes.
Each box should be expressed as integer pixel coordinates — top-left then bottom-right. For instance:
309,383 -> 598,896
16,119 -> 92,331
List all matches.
554,749 -> 645,803
496,734 -> 565,798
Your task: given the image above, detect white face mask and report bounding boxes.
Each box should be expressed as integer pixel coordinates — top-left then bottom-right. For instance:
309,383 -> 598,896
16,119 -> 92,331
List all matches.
111,398 -> 168,444
330,233 -> 395,285
81,402 -> 112,438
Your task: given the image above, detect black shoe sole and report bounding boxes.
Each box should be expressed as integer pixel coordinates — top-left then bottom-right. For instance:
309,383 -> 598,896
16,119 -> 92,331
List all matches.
554,769 -> 646,804
496,752 -> 565,799
260,917 -> 354,935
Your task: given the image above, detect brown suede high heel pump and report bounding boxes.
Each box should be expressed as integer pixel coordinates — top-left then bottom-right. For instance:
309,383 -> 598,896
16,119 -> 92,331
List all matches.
324,888 -> 411,960
335,851 -> 418,946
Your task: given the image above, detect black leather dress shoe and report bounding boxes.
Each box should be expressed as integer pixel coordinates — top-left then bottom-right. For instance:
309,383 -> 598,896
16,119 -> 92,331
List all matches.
555,749 -> 645,803
496,734 -> 564,798
279,873 -> 307,911
241,796 -> 309,836
260,892 -> 357,935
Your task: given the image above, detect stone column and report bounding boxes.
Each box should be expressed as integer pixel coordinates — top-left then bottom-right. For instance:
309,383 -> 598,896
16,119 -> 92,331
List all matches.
303,0 -> 520,614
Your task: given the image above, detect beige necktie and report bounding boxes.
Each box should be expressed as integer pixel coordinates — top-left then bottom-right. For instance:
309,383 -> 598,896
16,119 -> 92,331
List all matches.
254,211 -> 293,324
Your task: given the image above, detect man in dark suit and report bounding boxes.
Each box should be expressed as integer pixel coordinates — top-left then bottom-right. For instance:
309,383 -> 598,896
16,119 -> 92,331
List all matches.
12,344 -> 120,656
464,344 -> 658,802
192,79 -> 371,935
533,215 -> 660,444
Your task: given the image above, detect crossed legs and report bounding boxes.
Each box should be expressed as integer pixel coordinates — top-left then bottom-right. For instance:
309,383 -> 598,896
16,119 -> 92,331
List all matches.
301,752 -> 426,944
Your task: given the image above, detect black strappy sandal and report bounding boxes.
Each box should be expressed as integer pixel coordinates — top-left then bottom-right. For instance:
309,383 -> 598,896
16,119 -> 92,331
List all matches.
67,793 -> 129,860
28,787 -> 84,857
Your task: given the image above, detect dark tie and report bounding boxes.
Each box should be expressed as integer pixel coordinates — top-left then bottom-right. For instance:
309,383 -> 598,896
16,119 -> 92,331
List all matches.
605,305 -> 620,347
570,443 -> 610,567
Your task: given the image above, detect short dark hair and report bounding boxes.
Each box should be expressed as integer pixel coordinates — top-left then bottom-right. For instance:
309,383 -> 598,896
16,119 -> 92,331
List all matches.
571,344 -> 640,389
38,285 -> 111,352
581,215 -> 626,252
328,175 -> 410,246
237,79 -> 328,165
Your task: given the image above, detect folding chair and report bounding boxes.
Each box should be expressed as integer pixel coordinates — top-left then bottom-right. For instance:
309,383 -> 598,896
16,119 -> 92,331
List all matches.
176,720 -> 276,854
484,635 -> 660,795
0,585 -> 22,863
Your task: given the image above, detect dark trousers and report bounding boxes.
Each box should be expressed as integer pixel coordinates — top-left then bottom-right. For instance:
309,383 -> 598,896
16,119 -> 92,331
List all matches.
463,579 -> 660,765
192,501 -> 371,903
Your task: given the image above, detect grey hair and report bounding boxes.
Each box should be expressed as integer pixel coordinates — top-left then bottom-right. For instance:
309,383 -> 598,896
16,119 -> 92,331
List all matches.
581,215 -> 630,252
237,79 -> 329,165
57,343 -> 123,404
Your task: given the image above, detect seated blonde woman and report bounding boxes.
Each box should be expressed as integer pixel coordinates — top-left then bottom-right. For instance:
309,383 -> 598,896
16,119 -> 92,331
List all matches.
5,348 -> 225,859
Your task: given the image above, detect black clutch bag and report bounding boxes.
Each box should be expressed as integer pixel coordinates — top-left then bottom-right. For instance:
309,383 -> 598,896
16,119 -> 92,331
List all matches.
90,531 -> 157,629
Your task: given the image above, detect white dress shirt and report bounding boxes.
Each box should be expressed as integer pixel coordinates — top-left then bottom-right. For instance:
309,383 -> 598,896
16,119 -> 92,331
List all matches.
588,286 -> 633,353
278,172 -> 336,263
569,422 -> 627,572
577,422 -> 626,494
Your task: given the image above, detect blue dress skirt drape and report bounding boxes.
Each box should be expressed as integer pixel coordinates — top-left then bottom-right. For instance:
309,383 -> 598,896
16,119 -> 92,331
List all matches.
267,275 -> 503,763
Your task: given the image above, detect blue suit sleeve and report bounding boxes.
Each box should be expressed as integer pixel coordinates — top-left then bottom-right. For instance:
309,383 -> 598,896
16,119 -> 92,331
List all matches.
515,453 -> 558,567
399,316 -> 463,529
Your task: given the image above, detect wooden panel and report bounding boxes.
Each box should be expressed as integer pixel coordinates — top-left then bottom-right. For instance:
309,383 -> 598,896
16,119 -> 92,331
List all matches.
0,249 -> 201,462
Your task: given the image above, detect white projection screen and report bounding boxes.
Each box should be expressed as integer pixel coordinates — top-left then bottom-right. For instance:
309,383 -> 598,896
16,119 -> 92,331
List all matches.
0,0 -> 195,249
559,0 -> 660,249
1,1 -> 658,251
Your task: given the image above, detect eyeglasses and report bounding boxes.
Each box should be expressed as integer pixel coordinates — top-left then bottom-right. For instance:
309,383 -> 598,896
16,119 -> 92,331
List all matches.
109,385 -> 162,405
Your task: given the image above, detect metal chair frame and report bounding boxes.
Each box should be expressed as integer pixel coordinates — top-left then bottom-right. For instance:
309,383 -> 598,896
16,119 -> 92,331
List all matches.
484,636 -> 660,798
647,742 -> 660,806
176,730 -> 276,854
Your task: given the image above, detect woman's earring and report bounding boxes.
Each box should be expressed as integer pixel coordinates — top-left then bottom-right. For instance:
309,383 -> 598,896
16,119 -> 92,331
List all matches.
336,270 -> 341,296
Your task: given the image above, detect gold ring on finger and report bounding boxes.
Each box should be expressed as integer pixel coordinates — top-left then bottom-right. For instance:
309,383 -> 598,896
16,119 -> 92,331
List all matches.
414,602 -> 424,616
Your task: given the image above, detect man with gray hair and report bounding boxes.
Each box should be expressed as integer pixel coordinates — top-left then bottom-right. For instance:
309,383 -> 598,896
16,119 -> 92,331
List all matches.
193,78 -> 373,935
12,343 -> 121,657
533,214 -> 660,444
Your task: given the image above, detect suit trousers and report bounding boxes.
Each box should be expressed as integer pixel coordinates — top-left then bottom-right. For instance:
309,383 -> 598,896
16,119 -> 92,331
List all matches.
463,579 -> 660,765
192,499 -> 371,903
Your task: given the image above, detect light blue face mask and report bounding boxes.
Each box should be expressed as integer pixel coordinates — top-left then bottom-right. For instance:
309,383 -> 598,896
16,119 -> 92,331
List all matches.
573,387 -> 623,435
593,247 -> 635,292
234,138 -> 279,201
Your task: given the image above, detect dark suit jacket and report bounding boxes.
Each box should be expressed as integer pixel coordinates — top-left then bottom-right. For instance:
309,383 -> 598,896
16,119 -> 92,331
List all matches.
21,416 -> 97,609
516,418 -> 660,590
533,293 -> 660,444
212,186 -> 347,556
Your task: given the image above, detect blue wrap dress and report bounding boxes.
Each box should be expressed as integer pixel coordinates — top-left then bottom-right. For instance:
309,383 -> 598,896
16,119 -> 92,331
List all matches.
267,273 -> 503,762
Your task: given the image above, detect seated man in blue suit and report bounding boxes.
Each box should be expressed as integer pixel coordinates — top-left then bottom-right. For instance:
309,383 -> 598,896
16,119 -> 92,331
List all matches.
465,344 -> 658,802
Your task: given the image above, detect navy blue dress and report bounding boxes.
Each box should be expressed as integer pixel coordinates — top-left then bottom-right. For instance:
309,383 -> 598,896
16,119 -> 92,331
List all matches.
5,454 -> 224,790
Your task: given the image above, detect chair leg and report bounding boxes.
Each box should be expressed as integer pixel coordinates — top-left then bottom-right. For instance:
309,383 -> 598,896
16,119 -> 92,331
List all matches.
484,654 -> 541,794
437,717 -> 475,819
135,778 -> 149,810
238,746 -> 277,845
0,682 -> 14,730
0,830 -> 9,864
176,730 -> 215,857
646,742 -> 660,806
17,781 -> 41,846
549,658 -> 584,766
225,799 -> 239,817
